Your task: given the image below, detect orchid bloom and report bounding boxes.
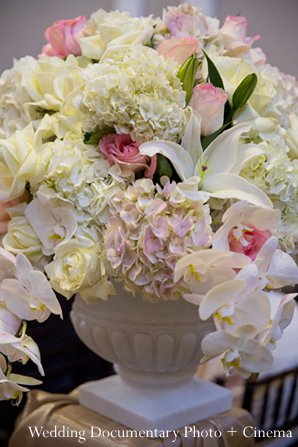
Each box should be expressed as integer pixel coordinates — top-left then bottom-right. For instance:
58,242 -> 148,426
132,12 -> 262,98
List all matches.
258,294 -> 296,349
213,201 -> 280,259
0,248 -> 16,280
140,116 -> 272,208
198,279 -> 271,331
201,324 -> 274,375
241,237 -> 298,290
25,192 -> 78,256
174,249 -> 251,301
0,252 -> 62,322
0,354 -> 41,405
0,330 -> 44,376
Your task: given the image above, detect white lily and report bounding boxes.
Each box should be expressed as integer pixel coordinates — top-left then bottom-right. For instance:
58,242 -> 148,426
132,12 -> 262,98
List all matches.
201,324 -> 274,375
25,192 -> 78,256
0,253 -> 62,322
140,118 -> 272,208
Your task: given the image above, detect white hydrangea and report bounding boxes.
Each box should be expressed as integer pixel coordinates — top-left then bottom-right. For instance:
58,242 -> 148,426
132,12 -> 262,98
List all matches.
240,119 -> 298,253
40,137 -> 109,209
79,44 -> 187,142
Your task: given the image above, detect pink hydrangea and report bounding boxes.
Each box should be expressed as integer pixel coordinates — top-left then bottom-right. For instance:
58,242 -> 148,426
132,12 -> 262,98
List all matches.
104,179 -> 212,301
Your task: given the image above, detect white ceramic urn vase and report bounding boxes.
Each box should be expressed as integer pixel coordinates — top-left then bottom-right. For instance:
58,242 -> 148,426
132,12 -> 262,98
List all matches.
70,283 -> 232,431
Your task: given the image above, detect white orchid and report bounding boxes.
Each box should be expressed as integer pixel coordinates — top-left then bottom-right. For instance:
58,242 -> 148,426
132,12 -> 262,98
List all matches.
0,354 -> 41,405
174,249 -> 251,300
0,253 -> 62,322
25,192 -> 78,256
198,279 -> 271,330
0,330 -> 44,376
0,304 -> 21,335
258,293 -> 296,349
213,200 -> 280,256
201,324 -> 274,375
0,248 -> 16,280
246,236 -> 298,290
140,116 -> 272,208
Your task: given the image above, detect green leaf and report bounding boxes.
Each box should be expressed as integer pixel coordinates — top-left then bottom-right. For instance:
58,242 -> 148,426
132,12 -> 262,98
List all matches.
156,154 -> 174,178
177,55 -> 199,104
232,73 -> 257,111
202,50 -> 224,89
84,127 -> 115,145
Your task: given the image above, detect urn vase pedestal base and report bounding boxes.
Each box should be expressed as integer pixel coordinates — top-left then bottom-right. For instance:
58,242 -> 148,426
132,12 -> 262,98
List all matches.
78,374 -> 232,431
71,286 -> 232,432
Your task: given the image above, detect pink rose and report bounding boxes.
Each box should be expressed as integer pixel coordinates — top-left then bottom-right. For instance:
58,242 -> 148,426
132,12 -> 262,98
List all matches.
228,225 -> 272,261
220,16 -> 261,56
41,16 -> 86,58
99,134 -> 157,179
189,83 -> 228,136
157,37 -> 200,65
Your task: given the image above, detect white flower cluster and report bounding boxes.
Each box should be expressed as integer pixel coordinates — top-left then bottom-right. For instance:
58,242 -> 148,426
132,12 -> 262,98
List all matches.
80,44 -> 187,142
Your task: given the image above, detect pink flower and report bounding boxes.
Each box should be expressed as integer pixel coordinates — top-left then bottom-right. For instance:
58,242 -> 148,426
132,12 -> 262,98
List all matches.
228,225 -> 272,261
41,16 -> 86,58
163,4 -> 209,38
157,37 -> 200,65
189,83 -> 228,136
220,16 -> 261,56
99,134 -> 156,179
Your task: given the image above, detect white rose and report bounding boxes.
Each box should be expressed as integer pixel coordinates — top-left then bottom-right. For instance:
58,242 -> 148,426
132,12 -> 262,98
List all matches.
0,117 -> 53,201
78,9 -> 154,59
2,215 -> 44,266
45,235 -> 103,298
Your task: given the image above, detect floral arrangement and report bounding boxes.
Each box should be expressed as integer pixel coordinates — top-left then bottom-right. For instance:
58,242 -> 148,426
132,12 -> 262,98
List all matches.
0,3 -> 298,404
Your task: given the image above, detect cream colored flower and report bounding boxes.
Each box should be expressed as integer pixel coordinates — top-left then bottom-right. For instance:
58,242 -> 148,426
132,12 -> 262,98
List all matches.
78,9 -> 154,59
23,55 -> 85,138
0,253 -> 62,322
80,44 -> 186,142
0,354 -> 41,405
45,233 -> 105,299
0,117 -> 54,202
25,193 -> 78,256
2,215 -> 45,267
0,56 -> 37,139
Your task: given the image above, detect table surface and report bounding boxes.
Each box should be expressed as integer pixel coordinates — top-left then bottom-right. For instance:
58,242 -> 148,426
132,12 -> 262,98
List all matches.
9,389 -> 256,447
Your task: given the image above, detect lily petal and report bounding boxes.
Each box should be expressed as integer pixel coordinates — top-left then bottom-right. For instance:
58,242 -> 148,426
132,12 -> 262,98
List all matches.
203,173 -> 273,208
181,109 -> 203,165
200,122 -> 251,175
139,141 -> 194,180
